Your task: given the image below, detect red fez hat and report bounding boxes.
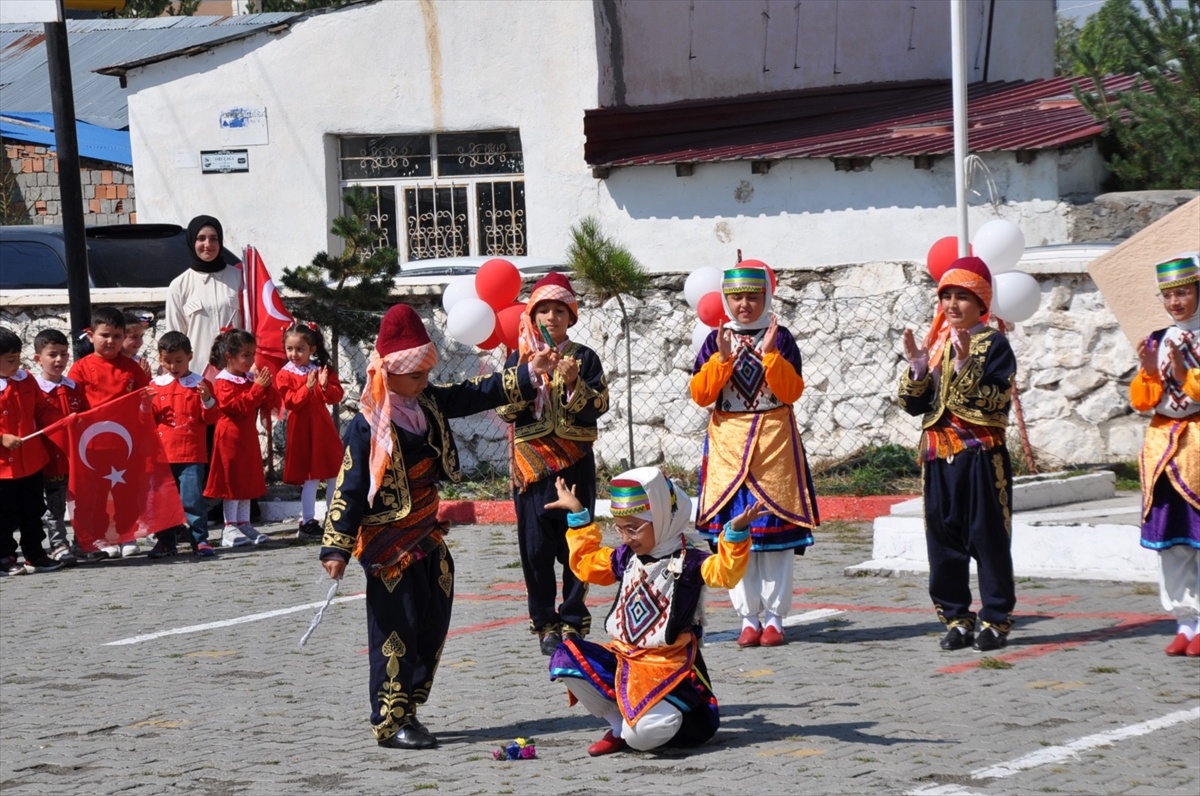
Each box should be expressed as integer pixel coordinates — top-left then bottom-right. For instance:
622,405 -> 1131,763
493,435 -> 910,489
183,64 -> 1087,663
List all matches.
528,272 -> 579,324
376,304 -> 432,356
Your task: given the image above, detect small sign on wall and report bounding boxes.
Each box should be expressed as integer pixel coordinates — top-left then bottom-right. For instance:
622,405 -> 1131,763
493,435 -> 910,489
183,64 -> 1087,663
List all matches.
219,106 -> 269,147
200,149 -> 249,174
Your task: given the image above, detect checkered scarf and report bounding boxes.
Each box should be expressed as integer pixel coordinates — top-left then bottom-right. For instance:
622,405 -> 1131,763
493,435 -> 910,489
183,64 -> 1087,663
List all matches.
361,343 -> 438,504
527,284 -> 578,323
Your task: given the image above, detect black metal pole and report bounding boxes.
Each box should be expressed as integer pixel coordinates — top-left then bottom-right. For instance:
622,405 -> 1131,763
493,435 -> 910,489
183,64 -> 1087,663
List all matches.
44,2 -> 91,358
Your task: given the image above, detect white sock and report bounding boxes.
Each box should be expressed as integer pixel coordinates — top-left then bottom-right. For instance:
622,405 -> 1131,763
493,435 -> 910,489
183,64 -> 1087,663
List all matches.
223,500 -> 239,526
742,616 -> 761,632
1178,621 -> 1199,641
301,480 -> 319,524
765,612 -> 784,632
237,499 -> 251,525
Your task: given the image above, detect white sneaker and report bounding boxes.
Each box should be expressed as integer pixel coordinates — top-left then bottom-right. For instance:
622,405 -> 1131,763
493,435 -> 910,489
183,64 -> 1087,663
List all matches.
120,542 -> 139,558
100,545 -> 121,559
238,523 -> 268,545
221,524 -> 251,548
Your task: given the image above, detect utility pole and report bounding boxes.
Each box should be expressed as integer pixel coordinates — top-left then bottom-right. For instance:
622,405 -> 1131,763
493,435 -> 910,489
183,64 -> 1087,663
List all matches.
44,0 -> 90,356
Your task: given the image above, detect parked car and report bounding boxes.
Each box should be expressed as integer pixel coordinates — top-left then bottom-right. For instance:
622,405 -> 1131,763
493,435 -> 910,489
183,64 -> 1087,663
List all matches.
1015,242 -> 1118,273
396,255 -> 566,281
0,223 -> 241,291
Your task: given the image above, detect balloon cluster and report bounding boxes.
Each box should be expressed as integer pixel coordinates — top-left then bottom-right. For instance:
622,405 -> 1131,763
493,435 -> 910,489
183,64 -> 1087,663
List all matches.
684,259 -> 777,354
925,220 -> 1041,324
492,737 -> 537,760
442,259 -> 527,350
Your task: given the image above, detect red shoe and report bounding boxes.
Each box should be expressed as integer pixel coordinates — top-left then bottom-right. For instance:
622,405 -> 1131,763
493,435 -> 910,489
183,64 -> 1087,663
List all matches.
1187,634 -> 1200,657
1166,633 -> 1190,656
737,626 -> 762,647
587,730 -> 628,757
760,625 -> 785,647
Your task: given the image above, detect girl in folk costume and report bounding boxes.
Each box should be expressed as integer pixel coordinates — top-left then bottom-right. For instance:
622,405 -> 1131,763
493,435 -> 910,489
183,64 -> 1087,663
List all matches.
204,328 -> 276,548
898,256 -> 1017,653
498,273 -> 610,655
275,322 -> 345,539
1130,253 -> 1200,657
319,305 -> 554,750
690,263 -> 820,648
546,468 -> 755,755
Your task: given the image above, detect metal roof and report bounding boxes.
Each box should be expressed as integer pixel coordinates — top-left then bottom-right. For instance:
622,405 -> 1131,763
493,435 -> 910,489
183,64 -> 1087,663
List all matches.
584,76 -> 1143,167
0,14 -> 299,130
1,111 -> 132,165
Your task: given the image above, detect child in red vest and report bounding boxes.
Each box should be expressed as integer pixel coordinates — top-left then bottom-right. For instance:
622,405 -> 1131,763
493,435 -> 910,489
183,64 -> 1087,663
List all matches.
149,331 -> 222,558
205,328 -> 276,548
0,327 -> 64,576
68,306 -> 152,558
32,328 -> 87,564
275,322 -> 345,539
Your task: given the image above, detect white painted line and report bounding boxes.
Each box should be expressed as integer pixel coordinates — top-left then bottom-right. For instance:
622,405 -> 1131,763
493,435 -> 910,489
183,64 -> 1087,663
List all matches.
972,706 -> 1200,780
906,785 -> 987,796
105,594 -> 366,646
782,608 -> 845,626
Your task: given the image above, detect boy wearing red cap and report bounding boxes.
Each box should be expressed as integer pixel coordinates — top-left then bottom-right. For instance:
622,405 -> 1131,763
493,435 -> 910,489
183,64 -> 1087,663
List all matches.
497,273 -> 610,655
319,304 -> 556,750
899,256 -> 1017,653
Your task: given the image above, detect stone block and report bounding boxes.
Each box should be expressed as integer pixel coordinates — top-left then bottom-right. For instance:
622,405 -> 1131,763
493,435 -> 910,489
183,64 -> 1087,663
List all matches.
1059,368 -> 1104,399
1106,416 -> 1147,459
1020,388 -> 1071,422
1029,418 -> 1105,463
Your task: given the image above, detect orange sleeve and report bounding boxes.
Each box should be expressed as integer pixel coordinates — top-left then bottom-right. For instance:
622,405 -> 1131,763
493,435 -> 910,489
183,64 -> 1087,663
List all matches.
689,352 -> 733,407
699,535 -> 752,589
762,350 -> 805,405
1129,369 -> 1163,412
1185,368 -> 1200,403
566,523 -> 617,586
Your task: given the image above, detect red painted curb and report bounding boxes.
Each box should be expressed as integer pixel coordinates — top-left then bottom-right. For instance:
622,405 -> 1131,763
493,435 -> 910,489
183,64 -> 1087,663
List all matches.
437,495 -> 916,525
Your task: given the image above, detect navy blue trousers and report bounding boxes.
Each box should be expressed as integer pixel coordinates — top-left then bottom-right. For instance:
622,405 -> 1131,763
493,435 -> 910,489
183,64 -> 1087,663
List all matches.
923,446 -> 1016,632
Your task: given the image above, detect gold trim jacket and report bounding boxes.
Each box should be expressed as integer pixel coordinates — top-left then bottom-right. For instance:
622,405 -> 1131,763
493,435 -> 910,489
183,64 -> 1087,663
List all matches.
497,342 -> 609,443
321,364 -> 535,556
897,327 -> 1016,429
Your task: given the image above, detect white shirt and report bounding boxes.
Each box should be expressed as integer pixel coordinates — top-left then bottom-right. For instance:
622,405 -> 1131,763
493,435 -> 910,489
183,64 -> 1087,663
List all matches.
165,266 -> 244,369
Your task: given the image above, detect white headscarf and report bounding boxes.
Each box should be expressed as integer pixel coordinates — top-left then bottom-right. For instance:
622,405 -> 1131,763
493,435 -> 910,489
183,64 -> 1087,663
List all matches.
611,466 -> 693,560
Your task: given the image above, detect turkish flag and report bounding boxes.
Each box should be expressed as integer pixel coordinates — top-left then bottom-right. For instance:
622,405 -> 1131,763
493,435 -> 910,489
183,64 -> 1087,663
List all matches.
42,391 -> 185,552
241,245 -> 294,376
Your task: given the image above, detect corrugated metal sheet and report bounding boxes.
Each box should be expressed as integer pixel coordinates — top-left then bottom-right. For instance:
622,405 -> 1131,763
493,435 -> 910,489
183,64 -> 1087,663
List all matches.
584,76 -> 1143,167
0,14 -> 299,130
1,111 -> 133,165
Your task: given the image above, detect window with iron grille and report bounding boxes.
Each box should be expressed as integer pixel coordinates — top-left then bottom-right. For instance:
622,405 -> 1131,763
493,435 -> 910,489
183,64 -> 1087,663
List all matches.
338,131 -> 526,261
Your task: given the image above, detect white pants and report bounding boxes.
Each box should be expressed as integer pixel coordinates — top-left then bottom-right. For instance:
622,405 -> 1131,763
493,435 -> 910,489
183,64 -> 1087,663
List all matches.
565,680 -> 681,751
1158,545 -> 1200,620
223,499 -> 250,525
729,549 -> 795,619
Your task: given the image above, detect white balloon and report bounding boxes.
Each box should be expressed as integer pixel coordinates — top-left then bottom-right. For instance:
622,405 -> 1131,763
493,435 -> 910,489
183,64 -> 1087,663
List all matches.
972,219 -> 1025,275
446,298 -> 496,346
991,271 -> 1041,324
442,278 -> 478,313
690,320 -> 715,355
684,267 -> 724,309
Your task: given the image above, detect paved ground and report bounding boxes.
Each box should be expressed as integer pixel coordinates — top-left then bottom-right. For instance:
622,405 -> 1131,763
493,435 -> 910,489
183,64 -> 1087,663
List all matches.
1,520 -> 1197,795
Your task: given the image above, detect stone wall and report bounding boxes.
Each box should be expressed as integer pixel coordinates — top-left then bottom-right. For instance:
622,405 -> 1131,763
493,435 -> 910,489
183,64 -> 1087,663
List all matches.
1068,189 -> 1198,243
1,141 -> 136,226
0,260 -> 1149,473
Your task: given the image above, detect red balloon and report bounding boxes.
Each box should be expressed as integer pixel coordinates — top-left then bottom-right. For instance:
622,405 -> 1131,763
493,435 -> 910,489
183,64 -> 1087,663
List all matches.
927,237 -> 972,283
478,328 -> 502,350
697,292 -> 729,327
496,302 -> 527,351
476,259 -> 522,311
737,258 -> 777,293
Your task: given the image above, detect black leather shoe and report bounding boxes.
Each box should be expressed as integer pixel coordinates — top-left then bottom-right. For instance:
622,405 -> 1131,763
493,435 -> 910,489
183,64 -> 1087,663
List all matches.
940,627 -> 975,651
540,631 -> 562,656
378,724 -> 438,750
973,627 -> 1007,652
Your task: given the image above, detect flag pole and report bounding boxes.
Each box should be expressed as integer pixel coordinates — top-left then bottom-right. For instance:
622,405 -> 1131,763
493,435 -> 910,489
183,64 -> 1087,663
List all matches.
950,0 -> 970,257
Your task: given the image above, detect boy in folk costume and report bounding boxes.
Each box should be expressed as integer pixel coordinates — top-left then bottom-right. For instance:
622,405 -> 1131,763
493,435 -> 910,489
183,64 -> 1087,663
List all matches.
899,256 -> 1017,653
320,305 -> 554,750
498,273 -> 610,655
690,263 -> 819,648
546,468 -> 754,755
1130,253 -> 1200,657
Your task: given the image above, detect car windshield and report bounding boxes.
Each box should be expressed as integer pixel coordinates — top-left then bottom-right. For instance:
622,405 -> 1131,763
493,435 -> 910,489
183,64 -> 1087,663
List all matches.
0,240 -> 67,289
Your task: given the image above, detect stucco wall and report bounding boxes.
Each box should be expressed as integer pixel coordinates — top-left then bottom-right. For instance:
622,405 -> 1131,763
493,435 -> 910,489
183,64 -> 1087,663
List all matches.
595,0 -> 1055,106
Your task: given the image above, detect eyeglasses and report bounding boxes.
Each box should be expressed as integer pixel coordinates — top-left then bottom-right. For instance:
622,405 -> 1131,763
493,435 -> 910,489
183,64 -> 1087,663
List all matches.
1160,287 -> 1197,302
614,520 -> 650,538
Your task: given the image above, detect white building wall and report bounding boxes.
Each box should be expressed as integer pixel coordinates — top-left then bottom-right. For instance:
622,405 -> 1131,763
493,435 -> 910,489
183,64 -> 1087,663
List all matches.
597,0 -> 1055,106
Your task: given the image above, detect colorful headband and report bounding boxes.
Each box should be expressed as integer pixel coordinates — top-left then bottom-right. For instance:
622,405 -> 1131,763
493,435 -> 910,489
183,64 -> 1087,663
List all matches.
1156,254 -> 1199,291
722,267 -> 768,295
609,479 -> 652,517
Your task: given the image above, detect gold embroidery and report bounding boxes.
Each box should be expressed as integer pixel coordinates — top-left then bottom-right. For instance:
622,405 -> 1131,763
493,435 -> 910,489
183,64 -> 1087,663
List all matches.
322,530 -> 356,551
993,452 -> 1012,535
511,344 -> 608,443
438,557 -> 453,597
382,631 -> 407,659
382,571 -> 403,592
373,631 -> 410,740
917,328 -> 1011,430
418,393 -> 460,483
935,603 -> 976,631
324,447 -> 354,525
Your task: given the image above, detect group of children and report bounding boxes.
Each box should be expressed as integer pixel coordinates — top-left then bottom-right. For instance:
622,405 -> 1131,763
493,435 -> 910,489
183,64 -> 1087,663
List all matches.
0,305 -> 346,572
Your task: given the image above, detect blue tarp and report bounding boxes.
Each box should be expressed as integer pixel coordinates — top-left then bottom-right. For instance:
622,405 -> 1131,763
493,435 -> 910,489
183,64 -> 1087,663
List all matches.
0,112 -> 132,166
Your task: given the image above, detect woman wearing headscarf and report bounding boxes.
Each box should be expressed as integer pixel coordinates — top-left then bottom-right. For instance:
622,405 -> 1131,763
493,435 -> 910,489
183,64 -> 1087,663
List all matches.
899,256 -> 1018,653
545,467 -> 755,756
166,216 -> 243,372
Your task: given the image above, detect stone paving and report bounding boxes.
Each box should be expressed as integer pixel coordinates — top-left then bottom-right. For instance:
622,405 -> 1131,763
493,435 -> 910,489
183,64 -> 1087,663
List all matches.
1,520 -> 1197,795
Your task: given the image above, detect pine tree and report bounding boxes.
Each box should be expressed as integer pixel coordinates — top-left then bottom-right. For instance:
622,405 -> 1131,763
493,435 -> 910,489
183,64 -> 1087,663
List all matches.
1073,0 -> 1200,190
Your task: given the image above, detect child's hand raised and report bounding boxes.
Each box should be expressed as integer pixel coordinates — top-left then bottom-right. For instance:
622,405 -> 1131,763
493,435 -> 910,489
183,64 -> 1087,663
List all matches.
902,329 -> 928,366
557,356 -> 580,390
255,367 -> 272,387
761,315 -> 778,354
1137,338 -> 1159,378
1165,339 -> 1187,383
717,328 -> 734,363
306,370 -> 318,389
318,366 -> 330,389
196,380 -> 212,402
543,476 -> 584,514
731,499 -> 769,531
529,347 -> 560,380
